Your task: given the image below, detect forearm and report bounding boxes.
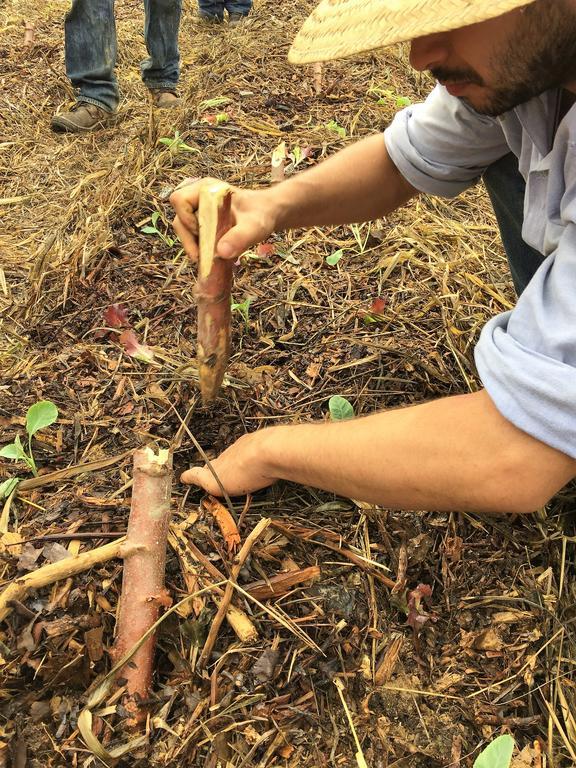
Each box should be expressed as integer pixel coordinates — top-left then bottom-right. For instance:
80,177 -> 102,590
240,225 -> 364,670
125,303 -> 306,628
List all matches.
260,390 -> 576,514
266,133 -> 418,230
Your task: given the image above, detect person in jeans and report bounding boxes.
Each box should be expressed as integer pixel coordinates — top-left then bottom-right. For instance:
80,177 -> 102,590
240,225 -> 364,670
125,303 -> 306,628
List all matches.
51,0 -> 182,133
198,0 -> 252,26
170,0 -> 576,516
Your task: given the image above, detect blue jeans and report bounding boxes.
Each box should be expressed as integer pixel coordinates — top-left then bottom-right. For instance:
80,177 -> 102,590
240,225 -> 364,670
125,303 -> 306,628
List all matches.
198,0 -> 252,19
483,152 -> 545,296
64,0 -> 181,112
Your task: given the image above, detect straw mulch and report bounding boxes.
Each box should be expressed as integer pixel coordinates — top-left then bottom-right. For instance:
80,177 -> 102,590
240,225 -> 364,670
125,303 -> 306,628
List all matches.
1,0 -> 575,766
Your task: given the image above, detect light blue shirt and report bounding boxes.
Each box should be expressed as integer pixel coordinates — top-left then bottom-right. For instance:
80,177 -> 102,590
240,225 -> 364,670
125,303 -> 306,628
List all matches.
384,85 -> 576,458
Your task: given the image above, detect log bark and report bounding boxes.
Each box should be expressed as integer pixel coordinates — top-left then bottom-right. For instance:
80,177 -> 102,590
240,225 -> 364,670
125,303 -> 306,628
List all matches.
113,447 -> 173,724
197,181 -> 234,404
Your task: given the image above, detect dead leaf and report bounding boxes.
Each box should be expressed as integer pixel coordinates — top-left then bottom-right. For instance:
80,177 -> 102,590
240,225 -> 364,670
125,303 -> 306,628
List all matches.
461,627 -> 503,651
510,744 -> 540,768
84,626 -> 104,662
42,542 -> 72,564
0,531 -> 23,556
371,297 -> 386,313
201,496 -> 240,556
256,242 -> 275,258
406,583 -> 436,637
118,330 -> 155,363
17,543 -> 42,571
252,648 -> 279,683
103,304 -> 129,328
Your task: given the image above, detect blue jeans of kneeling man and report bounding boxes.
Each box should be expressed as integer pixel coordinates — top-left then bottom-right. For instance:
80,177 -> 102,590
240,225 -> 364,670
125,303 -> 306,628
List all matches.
483,152 -> 545,297
198,0 -> 252,20
64,0 -> 181,113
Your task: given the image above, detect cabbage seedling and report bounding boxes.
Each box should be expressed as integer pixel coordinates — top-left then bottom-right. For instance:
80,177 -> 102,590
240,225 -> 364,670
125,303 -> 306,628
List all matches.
0,400 -> 58,477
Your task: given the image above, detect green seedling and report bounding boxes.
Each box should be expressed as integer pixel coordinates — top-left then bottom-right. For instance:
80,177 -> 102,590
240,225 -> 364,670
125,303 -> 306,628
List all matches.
350,222 -> 372,254
368,87 -> 412,108
325,249 -> 344,267
0,478 -> 19,501
231,297 -> 252,325
141,211 -> 175,247
157,131 -> 199,155
328,395 -> 355,421
473,735 -> 514,768
0,400 -> 58,478
325,119 -> 347,139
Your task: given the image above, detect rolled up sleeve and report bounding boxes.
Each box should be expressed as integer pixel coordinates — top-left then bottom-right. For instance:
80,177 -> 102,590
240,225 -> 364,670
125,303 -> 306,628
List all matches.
475,222 -> 576,458
384,85 -> 510,197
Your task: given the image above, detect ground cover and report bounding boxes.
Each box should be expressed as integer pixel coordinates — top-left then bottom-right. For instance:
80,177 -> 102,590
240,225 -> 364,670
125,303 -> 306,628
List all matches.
1,0 -> 575,765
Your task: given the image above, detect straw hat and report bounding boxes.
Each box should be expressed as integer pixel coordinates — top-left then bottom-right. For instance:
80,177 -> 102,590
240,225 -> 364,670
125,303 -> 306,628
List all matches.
288,0 -> 535,64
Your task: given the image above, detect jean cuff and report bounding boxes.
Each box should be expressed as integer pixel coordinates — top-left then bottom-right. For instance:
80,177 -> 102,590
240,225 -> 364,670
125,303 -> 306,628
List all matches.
78,96 -> 116,113
145,81 -> 179,92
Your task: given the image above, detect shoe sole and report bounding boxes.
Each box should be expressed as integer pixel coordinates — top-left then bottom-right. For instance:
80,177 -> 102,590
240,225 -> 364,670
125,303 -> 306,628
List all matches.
50,115 -> 115,134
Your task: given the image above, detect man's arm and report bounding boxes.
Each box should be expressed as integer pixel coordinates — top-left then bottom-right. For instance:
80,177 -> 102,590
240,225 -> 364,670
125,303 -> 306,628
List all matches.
182,389 -> 576,515
171,134 -> 418,261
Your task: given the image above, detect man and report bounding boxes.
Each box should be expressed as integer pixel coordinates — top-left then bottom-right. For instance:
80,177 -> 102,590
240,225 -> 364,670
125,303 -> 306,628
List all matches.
170,0 -> 576,515
51,0 -> 182,133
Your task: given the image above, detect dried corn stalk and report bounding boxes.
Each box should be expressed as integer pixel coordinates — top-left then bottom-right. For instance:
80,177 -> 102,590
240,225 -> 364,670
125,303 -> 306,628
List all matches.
197,181 -> 234,404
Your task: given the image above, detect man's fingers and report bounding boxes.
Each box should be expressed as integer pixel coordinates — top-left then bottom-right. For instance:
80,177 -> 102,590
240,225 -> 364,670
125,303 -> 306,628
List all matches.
180,466 -> 221,495
216,220 -> 264,260
173,216 -> 199,261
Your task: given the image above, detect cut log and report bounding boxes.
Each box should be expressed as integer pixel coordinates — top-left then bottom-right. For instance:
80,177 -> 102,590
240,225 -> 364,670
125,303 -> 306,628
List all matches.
112,447 -> 173,725
197,181 -> 234,404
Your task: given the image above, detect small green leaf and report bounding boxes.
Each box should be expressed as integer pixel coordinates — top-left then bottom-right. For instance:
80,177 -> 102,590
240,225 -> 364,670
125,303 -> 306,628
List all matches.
473,735 -> 515,768
328,395 -> 355,421
26,401 -> 58,438
0,443 -> 23,460
325,120 -> 346,138
231,297 -> 252,324
141,226 -> 158,234
151,212 -> 160,227
396,96 -> 412,107
0,478 -> 19,499
158,137 -> 173,146
326,249 -> 344,266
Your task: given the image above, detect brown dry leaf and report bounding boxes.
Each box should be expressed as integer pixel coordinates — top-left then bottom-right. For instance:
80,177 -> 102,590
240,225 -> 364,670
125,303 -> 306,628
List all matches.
201,495 -> 240,556
84,626 -> 104,663
461,627 -> 503,651
510,744 -> 539,767
0,531 -> 23,555
42,542 -> 72,563
17,543 -> 42,571
492,610 -> 533,624
252,648 -> 279,683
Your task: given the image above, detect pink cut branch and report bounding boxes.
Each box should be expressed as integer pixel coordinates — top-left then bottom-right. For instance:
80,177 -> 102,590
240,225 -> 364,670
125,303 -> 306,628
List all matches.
113,447 -> 173,725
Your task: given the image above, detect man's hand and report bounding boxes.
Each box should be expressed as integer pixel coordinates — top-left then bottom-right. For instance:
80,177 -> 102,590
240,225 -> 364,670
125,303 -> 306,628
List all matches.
181,432 -> 277,496
170,178 -> 279,262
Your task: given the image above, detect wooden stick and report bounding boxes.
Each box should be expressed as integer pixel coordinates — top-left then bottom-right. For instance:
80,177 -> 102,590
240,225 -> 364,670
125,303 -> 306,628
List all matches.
197,518 -> 270,669
197,181 -> 234,404
112,447 -> 173,724
271,520 -> 396,589
245,565 -> 321,600
168,527 -> 258,642
0,538 -> 125,623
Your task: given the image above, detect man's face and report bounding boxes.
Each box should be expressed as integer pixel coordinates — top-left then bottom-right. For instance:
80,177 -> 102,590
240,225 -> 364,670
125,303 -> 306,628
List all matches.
409,0 -> 576,116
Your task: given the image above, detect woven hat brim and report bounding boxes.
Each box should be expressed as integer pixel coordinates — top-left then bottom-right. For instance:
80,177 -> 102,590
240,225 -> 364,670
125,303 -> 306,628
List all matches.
288,0 -> 535,64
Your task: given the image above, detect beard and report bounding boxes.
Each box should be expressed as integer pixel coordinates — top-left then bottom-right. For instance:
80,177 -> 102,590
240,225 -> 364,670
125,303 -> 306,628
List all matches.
431,0 -> 576,116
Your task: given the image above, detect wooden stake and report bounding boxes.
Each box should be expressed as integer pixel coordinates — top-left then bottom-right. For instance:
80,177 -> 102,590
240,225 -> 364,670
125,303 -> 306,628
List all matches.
197,181 -> 234,404
112,447 -> 173,724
